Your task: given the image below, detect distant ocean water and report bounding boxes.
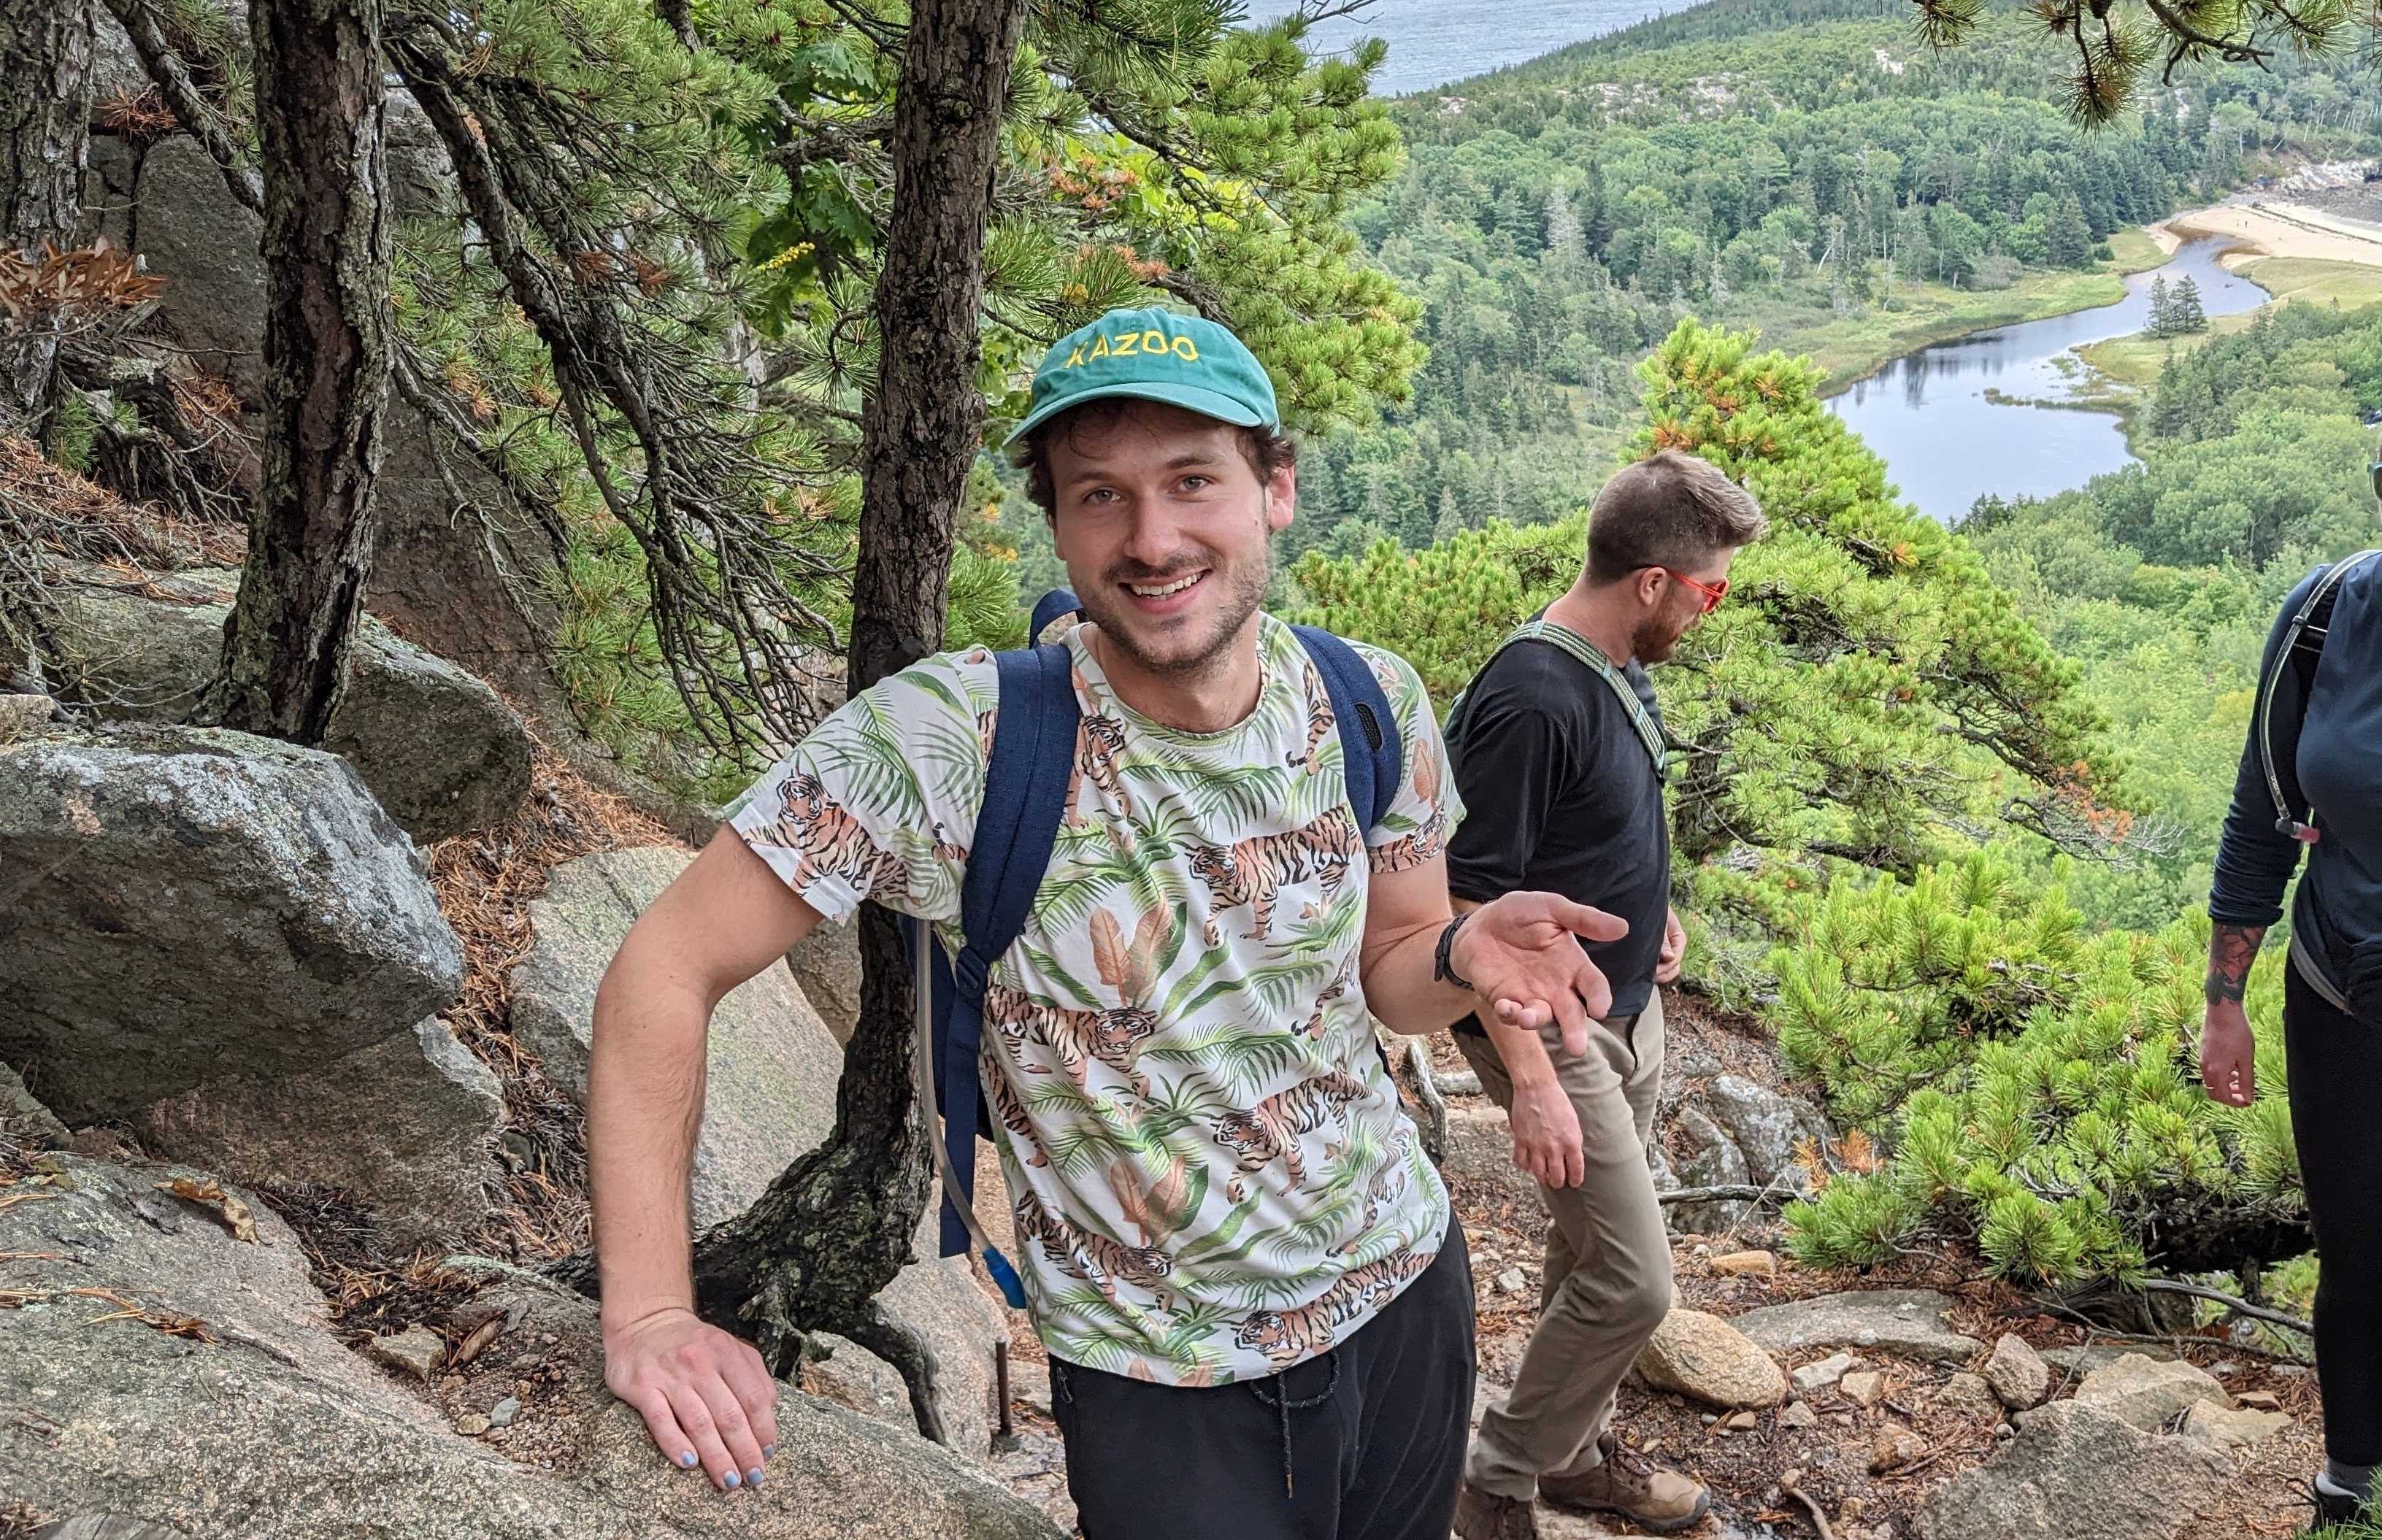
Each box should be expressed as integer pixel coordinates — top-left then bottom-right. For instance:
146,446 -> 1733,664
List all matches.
1240,0 -> 1707,96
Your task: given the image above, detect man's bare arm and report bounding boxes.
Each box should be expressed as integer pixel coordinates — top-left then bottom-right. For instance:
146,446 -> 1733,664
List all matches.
588,826 -> 823,1490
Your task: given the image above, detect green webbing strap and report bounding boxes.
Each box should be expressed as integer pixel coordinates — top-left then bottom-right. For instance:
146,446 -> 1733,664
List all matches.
1453,619 -> 1667,777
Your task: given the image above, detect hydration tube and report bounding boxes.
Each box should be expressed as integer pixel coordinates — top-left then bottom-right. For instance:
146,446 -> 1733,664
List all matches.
910,923 -> 1029,1309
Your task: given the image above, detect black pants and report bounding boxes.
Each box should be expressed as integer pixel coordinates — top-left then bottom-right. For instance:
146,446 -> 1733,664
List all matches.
1050,1229 -> 1475,1540
2286,961 -> 2382,1465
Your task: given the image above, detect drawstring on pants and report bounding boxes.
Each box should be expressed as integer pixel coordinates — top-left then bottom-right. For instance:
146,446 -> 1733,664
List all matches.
1247,1354 -> 1341,1498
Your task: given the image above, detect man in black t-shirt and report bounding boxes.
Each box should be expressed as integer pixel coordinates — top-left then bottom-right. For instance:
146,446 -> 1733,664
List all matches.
1447,450 -> 1766,1540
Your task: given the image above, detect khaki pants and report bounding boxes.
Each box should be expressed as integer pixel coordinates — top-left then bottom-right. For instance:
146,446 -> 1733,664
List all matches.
1454,991 -> 1672,1499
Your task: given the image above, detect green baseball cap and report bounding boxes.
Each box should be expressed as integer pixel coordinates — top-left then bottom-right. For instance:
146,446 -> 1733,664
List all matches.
1006,307 -> 1278,445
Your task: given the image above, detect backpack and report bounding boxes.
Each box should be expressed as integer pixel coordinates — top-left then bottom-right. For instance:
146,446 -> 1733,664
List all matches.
2256,550 -> 2380,844
1443,617 -> 1667,778
907,590 -> 1405,1306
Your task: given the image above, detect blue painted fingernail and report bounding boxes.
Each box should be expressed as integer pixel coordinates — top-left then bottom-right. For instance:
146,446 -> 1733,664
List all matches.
746,1468 -> 764,1487
723,1470 -> 741,1490
762,1444 -> 775,1459
679,1450 -> 698,1468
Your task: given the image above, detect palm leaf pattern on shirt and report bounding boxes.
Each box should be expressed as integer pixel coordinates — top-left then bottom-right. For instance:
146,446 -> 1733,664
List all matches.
725,619 -> 1461,1385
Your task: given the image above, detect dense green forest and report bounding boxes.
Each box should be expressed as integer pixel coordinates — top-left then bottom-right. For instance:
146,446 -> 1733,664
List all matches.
1242,0 -> 2381,559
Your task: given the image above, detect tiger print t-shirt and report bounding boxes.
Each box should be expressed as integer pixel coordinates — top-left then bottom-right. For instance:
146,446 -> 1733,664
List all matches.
725,611 -> 1460,1385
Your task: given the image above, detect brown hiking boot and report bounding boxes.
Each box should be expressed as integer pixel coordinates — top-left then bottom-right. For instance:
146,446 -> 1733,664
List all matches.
1452,1479 -> 1540,1540
1538,1433 -> 1710,1531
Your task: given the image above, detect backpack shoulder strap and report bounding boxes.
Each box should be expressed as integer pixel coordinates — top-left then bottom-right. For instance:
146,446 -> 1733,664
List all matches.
926,640 -> 1078,1265
2259,549 -> 2380,842
1290,625 -> 1405,835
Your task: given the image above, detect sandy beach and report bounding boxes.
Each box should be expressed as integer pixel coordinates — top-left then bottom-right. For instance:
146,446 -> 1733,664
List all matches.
2160,199 -> 2382,268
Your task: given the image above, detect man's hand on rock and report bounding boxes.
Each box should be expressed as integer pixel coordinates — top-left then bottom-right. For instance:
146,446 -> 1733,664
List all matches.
604,1305 -> 778,1493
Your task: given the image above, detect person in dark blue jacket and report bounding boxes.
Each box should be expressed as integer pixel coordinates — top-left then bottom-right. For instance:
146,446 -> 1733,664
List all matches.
2205,550 -> 2382,1528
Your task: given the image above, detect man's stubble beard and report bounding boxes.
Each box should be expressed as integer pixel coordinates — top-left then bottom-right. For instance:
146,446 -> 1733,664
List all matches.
1632,613 -> 1682,666
1080,541 -> 1272,685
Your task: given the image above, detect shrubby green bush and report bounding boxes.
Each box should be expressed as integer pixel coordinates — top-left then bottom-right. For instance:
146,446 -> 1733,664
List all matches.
1775,852 -> 2305,1283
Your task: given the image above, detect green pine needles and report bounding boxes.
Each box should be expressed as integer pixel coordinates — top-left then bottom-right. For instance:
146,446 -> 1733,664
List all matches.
1773,851 -> 2305,1284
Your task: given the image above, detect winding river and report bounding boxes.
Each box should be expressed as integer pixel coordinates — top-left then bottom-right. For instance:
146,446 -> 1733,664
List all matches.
1827,238 -> 2270,524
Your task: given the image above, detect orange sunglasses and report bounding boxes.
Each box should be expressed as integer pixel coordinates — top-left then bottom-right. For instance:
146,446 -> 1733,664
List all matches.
1651,567 -> 1729,615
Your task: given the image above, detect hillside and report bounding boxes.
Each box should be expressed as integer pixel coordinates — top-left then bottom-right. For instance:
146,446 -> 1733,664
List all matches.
1250,0 -> 2379,558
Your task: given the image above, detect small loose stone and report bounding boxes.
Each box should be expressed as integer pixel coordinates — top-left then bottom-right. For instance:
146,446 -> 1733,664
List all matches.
1724,1410 -> 1759,1431
1711,1250 -> 1778,1277
1496,1268 -> 1527,1294
1791,1351 -> 1854,1395
1869,1422 -> 1926,1474
1780,1400 -> 1819,1429
1841,1370 -> 1886,1408
488,1395 -> 521,1428
456,1413 -> 491,1436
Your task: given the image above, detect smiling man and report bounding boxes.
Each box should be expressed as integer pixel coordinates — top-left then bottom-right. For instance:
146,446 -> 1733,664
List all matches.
586,308 -> 1632,1539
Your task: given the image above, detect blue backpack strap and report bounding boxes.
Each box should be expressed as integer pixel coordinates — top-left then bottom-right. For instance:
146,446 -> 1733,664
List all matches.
935,640 -> 1080,1259
1290,625 -> 1404,835
1029,588 -> 1083,643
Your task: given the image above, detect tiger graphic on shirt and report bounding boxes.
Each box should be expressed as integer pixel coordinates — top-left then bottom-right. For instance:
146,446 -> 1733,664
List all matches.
1233,1247 -> 1435,1366
1210,1069 -> 1370,1188
1299,973 -> 1351,1040
983,1060 -> 1044,1164
983,982 -> 1159,1095
1290,682 -> 1334,775
742,769 -> 912,901
1064,708 -> 1134,824
1187,809 -> 1363,940
1013,1185 -> 1174,1304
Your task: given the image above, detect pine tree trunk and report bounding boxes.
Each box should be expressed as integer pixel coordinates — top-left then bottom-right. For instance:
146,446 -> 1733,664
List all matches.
203,0 -> 389,744
0,0 -> 96,434
688,0 -> 1031,1444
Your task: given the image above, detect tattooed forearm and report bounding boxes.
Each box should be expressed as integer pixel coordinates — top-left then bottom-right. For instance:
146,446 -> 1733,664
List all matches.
2205,923 -> 2267,1005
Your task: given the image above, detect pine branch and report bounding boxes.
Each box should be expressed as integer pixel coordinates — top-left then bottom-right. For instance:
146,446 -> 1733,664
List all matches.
100,0 -> 264,215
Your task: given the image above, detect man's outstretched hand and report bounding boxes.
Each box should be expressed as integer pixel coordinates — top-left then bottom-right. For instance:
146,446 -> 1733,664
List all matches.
604,1305 -> 780,1492
1453,892 -> 1628,1056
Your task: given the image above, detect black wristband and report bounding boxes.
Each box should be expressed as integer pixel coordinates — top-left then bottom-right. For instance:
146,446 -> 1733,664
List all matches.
1434,912 -> 1476,993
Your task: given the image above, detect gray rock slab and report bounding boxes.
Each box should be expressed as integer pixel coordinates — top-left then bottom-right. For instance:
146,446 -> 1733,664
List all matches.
134,134 -> 266,404
0,1156 -> 1061,1540
134,1018 -> 504,1247
509,846 -> 843,1228
385,88 -> 459,220
42,575 -> 532,842
0,725 -> 464,1123
1700,1073 -> 1826,1191
1914,1401 -> 2230,1540
1668,1103 -> 1751,1233
1732,1290 -> 1984,1366
2072,1352 -> 2231,1431
0,691 -> 56,742
2180,1398 -> 2290,1447
1,1059 -> 71,1149
2038,1342 -> 2177,1376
